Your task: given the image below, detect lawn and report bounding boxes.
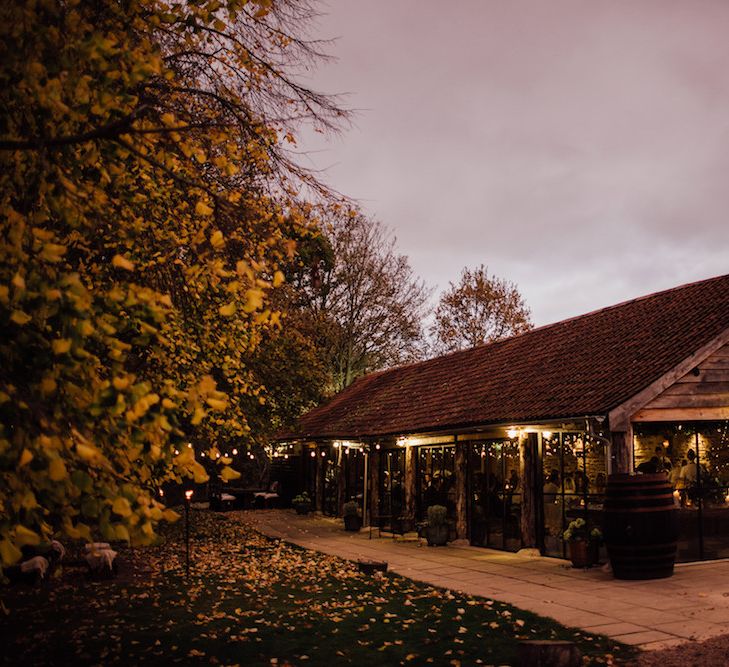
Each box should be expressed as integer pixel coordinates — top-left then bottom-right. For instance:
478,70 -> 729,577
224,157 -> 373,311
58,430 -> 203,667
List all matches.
1,510 -> 638,666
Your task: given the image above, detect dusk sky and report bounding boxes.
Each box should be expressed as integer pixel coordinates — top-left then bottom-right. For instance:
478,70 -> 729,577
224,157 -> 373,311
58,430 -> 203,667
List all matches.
297,0 -> 729,326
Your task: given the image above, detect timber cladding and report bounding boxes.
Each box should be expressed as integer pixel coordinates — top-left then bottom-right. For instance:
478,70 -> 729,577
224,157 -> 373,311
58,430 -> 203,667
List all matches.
633,344 -> 729,423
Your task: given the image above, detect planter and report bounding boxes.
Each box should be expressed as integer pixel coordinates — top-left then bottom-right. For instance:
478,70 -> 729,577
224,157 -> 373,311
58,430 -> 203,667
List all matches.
293,503 -> 311,515
604,473 -> 677,580
426,524 -> 449,546
343,515 -> 362,531
568,539 -> 596,568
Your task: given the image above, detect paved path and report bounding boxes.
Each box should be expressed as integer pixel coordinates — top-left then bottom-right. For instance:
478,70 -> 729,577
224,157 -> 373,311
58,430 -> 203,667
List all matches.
241,509 -> 729,651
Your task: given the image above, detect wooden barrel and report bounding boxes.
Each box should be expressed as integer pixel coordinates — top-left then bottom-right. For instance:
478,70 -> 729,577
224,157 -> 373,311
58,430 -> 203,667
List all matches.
603,474 -> 678,580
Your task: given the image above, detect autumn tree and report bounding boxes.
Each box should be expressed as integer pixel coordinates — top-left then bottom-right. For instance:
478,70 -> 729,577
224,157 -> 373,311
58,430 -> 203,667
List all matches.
0,0 -> 347,565
271,205 -> 430,395
431,265 -> 532,354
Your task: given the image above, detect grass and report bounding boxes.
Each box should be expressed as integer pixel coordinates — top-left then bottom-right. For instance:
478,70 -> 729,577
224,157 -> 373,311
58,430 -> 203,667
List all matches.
1,511 -> 639,666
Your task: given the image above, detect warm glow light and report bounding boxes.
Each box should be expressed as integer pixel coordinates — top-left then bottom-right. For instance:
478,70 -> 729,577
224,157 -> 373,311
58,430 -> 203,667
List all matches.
507,429 -> 518,439
187,443 -> 192,448
185,490 -> 193,500
159,489 -> 164,497
542,431 -> 552,440
333,442 -> 340,448
284,454 -> 289,459
310,451 -> 316,458
375,444 -> 380,450
174,449 -> 179,455
321,451 -> 326,457
232,448 -> 238,455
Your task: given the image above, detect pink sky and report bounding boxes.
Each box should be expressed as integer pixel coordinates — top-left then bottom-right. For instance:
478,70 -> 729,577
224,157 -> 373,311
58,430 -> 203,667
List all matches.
297,0 -> 729,326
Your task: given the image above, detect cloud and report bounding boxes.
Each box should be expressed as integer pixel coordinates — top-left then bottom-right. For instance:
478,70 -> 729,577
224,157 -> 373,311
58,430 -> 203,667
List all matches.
298,0 -> 729,325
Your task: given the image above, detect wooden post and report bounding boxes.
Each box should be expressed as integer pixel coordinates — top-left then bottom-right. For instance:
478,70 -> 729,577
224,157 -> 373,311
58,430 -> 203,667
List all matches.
454,437 -> 467,539
315,447 -> 324,512
404,445 -> 417,519
369,446 -> 380,526
520,432 -> 538,548
337,446 -> 346,515
610,426 -> 633,474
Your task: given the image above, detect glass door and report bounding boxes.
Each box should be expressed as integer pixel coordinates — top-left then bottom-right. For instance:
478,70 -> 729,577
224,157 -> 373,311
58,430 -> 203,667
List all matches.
468,440 -> 521,552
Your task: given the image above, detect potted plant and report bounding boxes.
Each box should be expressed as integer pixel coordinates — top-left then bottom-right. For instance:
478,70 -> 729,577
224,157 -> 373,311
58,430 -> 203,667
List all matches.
425,505 -> 449,546
563,518 -> 601,568
292,492 -> 312,515
342,500 -> 362,531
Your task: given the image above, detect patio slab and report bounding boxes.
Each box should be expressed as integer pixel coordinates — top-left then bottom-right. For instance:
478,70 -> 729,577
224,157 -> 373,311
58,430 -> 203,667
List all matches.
241,509 -> 729,650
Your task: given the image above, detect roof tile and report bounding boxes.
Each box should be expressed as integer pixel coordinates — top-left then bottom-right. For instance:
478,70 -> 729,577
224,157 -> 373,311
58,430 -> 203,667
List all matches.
291,274 -> 729,439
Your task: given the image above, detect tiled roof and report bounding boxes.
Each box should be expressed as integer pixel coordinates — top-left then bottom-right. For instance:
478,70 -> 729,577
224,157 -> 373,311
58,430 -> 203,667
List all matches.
290,274 -> 729,439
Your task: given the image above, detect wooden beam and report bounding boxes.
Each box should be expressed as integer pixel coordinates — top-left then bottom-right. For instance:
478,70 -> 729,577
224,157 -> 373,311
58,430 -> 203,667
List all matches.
404,446 -> 416,519
608,327 -> 729,430
368,447 -> 380,527
632,407 -> 729,422
454,438 -> 467,540
520,433 -> 538,548
675,370 -> 729,383
646,393 -> 729,409
661,382 -> 729,395
610,427 -> 633,474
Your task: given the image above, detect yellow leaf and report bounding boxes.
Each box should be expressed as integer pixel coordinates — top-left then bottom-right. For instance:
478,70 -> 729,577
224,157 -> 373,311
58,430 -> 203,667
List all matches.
113,376 -> 130,391
243,288 -> 264,313
41,377 -> 56,395
41,243 -> 67,263
112,497 -> 132,517
210,230 -> 224,249
76,443 -> 100,462
115,524 -> 130,542
112,254 -> 135,271
21,492 -> 38,510
205,397 -> 227,411
19,448 -> 33,467
220,466 -> 241,482
195,201 -> 214,216
191,461 -> 209,484
273,270 -> 285,287
11,310 -> 32,325
63,520 -> 82,539
0,540 -> 22,566
79,320 -> 94,337
163,509 -> 180,523
49,458 -> 67,481
191,407 -> 206,425
236,260 -> 253,279
52,338 -> 72,355
219,302 -> 236,317
14,525 -> 41,547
